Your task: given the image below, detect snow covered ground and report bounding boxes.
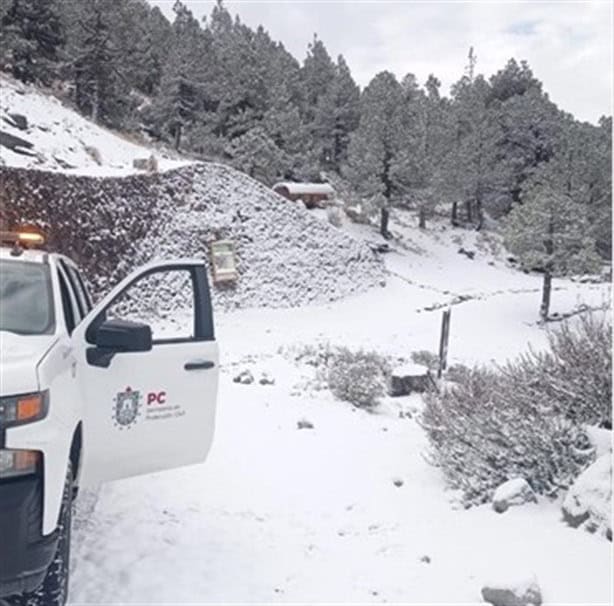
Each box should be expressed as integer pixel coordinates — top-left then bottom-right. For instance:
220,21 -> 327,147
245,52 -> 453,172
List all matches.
0,76 -> 188,175
69,212 -> 612,604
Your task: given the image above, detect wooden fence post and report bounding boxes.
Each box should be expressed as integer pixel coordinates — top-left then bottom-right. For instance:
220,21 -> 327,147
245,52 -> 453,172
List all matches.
438,308 -> 451,379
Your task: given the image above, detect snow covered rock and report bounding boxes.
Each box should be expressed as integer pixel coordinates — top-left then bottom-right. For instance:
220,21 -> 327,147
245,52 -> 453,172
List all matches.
492,478 -> 537,513
5,112 -> 28,130
133,155 -> 158,173
562,454 -> 612,540
481,574 -> 542,606
259,373 -> 275,386
233,370 -> 254,385
388,363 -> 432,396
0,130 -> 34,155
297,419 -> 314,430
584,425 -> 612,458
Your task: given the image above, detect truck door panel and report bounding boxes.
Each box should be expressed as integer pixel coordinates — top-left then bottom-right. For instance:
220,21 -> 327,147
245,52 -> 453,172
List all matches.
71,261 -> 218,485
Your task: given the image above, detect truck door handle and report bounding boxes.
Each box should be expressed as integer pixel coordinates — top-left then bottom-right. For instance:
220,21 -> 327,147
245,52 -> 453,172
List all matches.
184,359 -> 215,371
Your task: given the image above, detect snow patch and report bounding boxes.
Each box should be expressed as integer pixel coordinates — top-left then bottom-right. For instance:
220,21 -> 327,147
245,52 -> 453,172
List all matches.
0,75 -> 188,175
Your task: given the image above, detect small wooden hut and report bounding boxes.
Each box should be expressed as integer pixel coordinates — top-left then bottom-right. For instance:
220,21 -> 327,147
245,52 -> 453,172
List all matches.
272,182 -> 335,209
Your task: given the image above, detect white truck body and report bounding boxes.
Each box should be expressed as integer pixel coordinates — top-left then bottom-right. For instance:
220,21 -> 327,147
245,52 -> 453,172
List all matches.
0,245 -> 219,600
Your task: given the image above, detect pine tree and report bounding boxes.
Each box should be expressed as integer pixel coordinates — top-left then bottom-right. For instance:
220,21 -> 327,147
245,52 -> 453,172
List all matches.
224,126 -> 284,185
490,75 -> 559,209
551,117 -> 612,260
488,58 -> 542,105
68,0 -> 129,126
301,35 -> 339,171
504,174 -> 601,321
437,70 -> 503,228
301,34 -> 336,112
345,71 -> 407,237
326,55 -> 360,170
262,50 -> 311,179
390,75 -> 453,229
149,1 -> 204,149
1,0 -> 64,84
116,2 -> 172,97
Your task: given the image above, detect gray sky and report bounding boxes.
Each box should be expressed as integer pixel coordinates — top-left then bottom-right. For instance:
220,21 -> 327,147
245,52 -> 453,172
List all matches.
150,0 -> 612,124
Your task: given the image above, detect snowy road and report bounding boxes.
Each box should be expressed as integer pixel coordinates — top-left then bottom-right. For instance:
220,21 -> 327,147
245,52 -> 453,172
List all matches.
69,225 -> 612,604
70,369 -> 612,603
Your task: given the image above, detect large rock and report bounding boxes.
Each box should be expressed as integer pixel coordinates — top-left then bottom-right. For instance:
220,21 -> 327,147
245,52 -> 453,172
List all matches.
388,363 -> 433,396
8,112 -> 28,130
584,425 -> 612,458
562,454 -> 612,540
0,130 -> 35,155
133,154 -> 158,173
481,575 -> 542,606
233,370 -> 254,385
492,478 -> 537,513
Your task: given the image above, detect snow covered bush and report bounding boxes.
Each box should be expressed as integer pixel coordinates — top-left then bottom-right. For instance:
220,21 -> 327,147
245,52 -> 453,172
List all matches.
422,365 -> 593,506
541,314 -> 611,428
326,348 -> 390,408
423,314 -> 611,505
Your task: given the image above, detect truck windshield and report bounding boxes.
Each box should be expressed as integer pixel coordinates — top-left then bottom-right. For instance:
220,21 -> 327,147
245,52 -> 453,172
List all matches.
0,259 -> 55,335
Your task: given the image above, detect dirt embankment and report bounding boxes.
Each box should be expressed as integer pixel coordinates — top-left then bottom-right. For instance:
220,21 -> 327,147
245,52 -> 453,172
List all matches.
1,162 -> 385,309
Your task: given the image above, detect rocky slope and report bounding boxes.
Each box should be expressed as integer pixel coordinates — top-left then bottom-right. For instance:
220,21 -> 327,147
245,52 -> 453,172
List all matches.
0,162 -> 385,309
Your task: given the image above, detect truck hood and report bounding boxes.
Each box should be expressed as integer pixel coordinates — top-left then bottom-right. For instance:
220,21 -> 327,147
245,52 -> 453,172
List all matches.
0,331 -> 58,395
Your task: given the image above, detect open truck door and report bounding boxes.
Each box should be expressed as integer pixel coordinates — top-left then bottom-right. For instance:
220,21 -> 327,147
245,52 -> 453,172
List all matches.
71,260 -> 219,485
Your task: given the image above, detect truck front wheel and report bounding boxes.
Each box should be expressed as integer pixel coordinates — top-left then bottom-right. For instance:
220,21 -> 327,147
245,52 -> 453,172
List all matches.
12,463 -> 73,606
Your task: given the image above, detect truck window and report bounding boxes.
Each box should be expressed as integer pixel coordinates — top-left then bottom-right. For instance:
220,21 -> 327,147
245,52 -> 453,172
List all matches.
57,268 -> 77,334
0,259 -> 55,335
73,267 -> 93,310
105,269 -> 197,342
60,261 -> 91,317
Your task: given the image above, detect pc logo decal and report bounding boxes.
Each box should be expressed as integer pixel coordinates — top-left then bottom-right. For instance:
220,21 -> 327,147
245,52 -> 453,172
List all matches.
113,386 -> 142,429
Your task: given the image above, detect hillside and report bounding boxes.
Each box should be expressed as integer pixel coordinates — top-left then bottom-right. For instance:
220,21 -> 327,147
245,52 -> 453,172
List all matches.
0,76 -> 188,176
0,76 -> 611,605
0,76 -> 385,309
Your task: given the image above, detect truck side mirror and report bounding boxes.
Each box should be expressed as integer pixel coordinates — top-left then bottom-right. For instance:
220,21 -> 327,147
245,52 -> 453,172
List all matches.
86,319 -> 152,368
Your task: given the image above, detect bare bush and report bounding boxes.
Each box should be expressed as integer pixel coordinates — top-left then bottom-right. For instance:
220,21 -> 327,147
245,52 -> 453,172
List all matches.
422,314 -> 610,506
543,314 -> 611,427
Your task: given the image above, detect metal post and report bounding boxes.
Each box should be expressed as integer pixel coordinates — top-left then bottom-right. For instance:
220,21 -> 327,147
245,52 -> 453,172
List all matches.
438,308 -> 451,379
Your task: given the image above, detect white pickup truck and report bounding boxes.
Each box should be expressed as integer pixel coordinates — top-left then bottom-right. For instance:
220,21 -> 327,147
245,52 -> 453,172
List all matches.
0,230 -> 219,605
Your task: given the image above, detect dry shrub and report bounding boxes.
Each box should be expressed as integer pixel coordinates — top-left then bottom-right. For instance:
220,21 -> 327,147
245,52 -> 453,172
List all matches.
540,313 -> 611,428
422,314 -> 610,506
327,347 -> 390,408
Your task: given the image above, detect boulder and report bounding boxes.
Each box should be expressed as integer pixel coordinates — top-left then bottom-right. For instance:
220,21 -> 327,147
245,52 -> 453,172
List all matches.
458,247 -> 476,260
388,363 -> 433,396
0,130 -> 35,155
584,425 -> 612,458
259,372 -> 275,386
492,478 -> 537,513
562,454 -> 612,540
481,575 -> 542,606
8,113 -> 28,130
297,418 -> 314,430
84,145 -> 102,165
132,154 -> 158,172
233,370 -> 254,385
2,113 -> 28,130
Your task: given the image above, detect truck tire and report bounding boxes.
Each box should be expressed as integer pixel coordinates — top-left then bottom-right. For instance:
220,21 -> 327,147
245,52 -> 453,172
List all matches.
12,463 -> 73,606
